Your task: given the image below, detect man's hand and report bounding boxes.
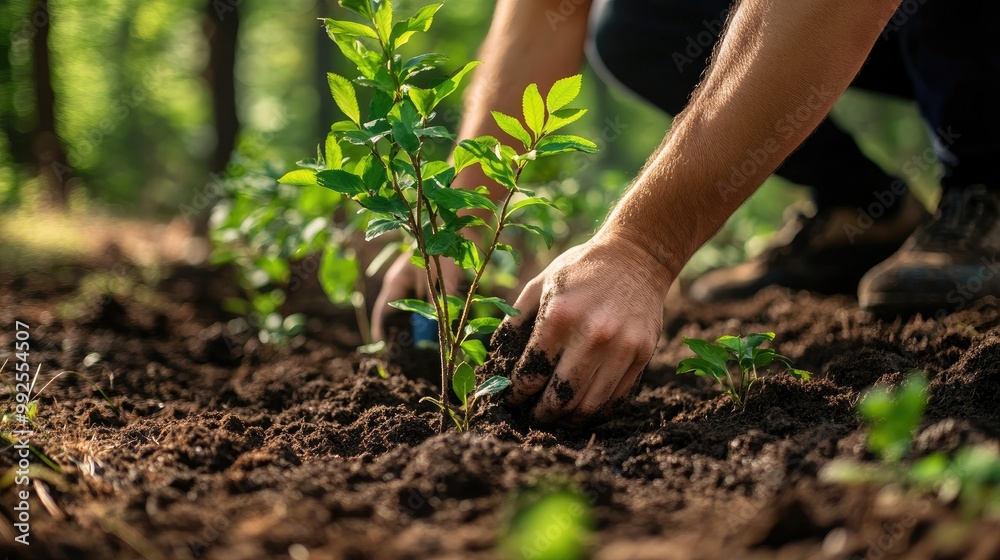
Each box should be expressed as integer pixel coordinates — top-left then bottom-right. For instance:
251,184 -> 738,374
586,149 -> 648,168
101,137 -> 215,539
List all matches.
371,253 -> 465,342
503,234 -> 674,426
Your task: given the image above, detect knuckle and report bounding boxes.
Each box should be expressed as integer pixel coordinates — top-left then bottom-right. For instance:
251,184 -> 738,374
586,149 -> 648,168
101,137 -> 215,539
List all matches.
585,322 -> 618,346
542,301 -> 576,328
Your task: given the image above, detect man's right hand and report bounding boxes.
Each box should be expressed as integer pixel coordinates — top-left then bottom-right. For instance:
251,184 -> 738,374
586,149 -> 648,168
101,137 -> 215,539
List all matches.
371,252 -> 466,342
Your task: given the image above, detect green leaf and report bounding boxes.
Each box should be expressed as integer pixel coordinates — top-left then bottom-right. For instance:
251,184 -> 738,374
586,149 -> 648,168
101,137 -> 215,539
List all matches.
402,52 -> 448,78
680,338 -> 731,378
390,3 -> 442,49
751,348 -> 777,367
277,169 -> 318,187
522,83 -> 545,138
466,317 -> 502,336
509,222 -> 554,248
316,170 -> 365,196
452,363 -> 476,406
546,75 -> 582,112
421,160 -> 452,179
339,0 -> 374,19
859,374 -> 927,462
330,34 -> 381,80
715,335 -> 744,356
505,197 -> 560,219
426,230 -> 459,255
415,126 -> 456,140
425,181 -> 497,213
676,357 -> 723,378
789,368 -> 812,381
365,217 -> 404,241
542,108 -> 587,135
408,87 -> 437,119
355,69 -> 396,94
392,121 -> 420,155
358,193 -> 409,216
373,0 -> 393,43
325,134 -> 343,170
535,134 -> 598,157
328,72 -> 361,125
359,154 -> 388,189
389,299 -> 438,321
323,18 -> 379,40
491,111 -> 532,149
744,332 -> 776,350
496,243 -> 521,265
461,339 -> 488,366
368,90 -> 394,120
331,120 -> 358,132
472,295 -> 521,317
455,136 -> 515,189
450,237 -> 483,270
473,376 -> 512,399
434,61 -> 481,105
319,246 -> 359,304
444,295 -> 465,320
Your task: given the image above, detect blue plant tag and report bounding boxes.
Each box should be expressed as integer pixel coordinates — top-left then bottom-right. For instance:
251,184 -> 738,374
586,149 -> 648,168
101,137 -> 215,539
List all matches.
410,313 -> 438,345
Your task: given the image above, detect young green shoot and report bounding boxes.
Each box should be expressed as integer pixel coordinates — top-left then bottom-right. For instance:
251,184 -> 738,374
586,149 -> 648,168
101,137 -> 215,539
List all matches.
676,332 -> 811,408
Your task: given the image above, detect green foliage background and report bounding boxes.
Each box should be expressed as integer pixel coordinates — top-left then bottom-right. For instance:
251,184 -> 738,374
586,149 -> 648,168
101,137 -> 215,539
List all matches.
0,0 -> 940,275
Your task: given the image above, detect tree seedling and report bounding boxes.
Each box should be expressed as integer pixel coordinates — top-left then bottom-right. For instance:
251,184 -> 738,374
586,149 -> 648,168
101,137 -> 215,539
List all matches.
676,332 -> 811,408
279,0 -> 597,430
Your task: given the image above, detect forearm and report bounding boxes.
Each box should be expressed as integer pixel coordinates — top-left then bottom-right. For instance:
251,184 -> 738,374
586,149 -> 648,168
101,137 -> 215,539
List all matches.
599,0 -> 901,276
455,0 -> 591,198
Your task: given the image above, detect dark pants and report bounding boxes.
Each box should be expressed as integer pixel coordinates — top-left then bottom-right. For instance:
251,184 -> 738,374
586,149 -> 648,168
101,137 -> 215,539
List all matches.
587,0 -> 1000,209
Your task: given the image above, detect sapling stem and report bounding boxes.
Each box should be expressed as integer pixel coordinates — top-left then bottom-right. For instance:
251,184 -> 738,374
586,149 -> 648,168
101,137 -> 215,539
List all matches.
282,1 -> 597,432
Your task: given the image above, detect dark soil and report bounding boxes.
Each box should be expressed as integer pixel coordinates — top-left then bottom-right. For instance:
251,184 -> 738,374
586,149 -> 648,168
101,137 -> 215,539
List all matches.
3,255 -> 1000,559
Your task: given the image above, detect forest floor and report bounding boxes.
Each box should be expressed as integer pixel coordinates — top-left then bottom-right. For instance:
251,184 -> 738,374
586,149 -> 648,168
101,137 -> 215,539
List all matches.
2,230 -> 1000,560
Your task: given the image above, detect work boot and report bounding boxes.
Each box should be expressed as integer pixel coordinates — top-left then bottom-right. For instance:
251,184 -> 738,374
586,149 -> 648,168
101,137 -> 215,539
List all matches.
859,186 -> 1000,318
689,191 -> 929,302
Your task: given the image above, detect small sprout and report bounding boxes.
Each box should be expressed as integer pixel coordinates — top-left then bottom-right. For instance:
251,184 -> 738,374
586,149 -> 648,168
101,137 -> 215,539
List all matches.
822,373 -> 1000,519
676,332 -> 811,408
858,373 -> 927,463
501,490 -> 593,560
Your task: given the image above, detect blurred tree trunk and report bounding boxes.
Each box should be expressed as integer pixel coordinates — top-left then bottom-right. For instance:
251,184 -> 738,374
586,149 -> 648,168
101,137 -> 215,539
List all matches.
0,4 -> 32,170
32,0 -> 74,207
198,0 -> 241,235
316,0 -> 337,139
204,0 -> 241,175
